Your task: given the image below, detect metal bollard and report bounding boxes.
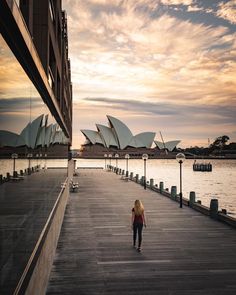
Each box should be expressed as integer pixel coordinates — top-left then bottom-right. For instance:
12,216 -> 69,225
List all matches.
171,186 -> 177,200
210,198 -> 218,219
130,172 -> 133,180
141,176 -> 144,186
150,178 -> 154,188
135,174 -> 139,183
189,191 -> 196,207
159,181 -> 164,194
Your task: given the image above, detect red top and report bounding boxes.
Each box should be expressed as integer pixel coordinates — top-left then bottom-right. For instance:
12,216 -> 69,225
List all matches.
132,208 -> 144,224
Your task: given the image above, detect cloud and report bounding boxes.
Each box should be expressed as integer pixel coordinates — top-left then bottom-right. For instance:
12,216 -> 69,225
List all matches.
187,5 -> 204,12
61,0 -> 236,147
216,1 -> 236,25
161,0 -> 194,5
81,96 -> 236,124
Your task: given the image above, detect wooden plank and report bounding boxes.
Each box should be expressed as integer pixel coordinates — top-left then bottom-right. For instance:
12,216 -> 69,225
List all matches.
47,169 -> 236,295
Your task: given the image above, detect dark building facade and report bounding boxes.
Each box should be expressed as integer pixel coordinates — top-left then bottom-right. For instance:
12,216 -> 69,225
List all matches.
0,1 -> 73,293
0,0 -> 72,157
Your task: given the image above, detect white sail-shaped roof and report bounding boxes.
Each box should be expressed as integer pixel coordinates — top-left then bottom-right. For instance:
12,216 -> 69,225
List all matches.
96,124 -> 118,148
50,124 -> 57,144
127,136 -> 144,148
107,115 -> 133,149
20,114 -> 43,148
54,130 -> 64,144
81,130 -> 104,145
154,140 -> 181,151
0,130 -> 26,147
134,132 -> 156,148
45,124 -> 53,147
36,126 -> 46,147
62,133 -> 69,144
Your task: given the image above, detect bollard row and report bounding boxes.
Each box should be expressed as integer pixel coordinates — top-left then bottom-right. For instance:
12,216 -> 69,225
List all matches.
108,165 -> 236,228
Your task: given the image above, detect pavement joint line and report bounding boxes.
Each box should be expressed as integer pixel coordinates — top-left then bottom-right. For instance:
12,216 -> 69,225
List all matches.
97,260 -> 171,265
93,225 -> 126,228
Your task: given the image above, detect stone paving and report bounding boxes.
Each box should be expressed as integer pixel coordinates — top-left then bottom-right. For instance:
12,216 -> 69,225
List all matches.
47,169 -> 236,295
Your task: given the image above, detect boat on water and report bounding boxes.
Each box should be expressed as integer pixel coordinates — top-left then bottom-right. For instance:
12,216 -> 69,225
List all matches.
193,160 -> 212,172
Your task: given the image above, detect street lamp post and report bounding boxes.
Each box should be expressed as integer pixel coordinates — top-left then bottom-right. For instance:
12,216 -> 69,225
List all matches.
36,153 -> 39,168
104,153 -> 108,169
176,153 -> 186,208
108,154 -> 112,170
11,153 -> 18,176
142,154 -> 148,189
125,154 -> 130,177
44,153 -> 47,169
27,153 -> 33,174
115,153 -> 119,173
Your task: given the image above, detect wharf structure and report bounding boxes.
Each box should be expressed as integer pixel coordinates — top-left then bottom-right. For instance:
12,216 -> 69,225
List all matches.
0,0 -> 72,293
47,168 -> 236,294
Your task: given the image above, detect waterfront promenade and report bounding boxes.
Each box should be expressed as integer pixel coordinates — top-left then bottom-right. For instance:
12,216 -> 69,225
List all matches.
47,169 -> 236,295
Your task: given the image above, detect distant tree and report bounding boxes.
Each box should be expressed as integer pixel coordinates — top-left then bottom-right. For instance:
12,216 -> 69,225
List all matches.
211,135 -> 230,148
209,135 -> 230,153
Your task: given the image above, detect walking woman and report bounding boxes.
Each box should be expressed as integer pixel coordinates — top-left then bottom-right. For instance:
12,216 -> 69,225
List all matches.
131,200 -> 146,252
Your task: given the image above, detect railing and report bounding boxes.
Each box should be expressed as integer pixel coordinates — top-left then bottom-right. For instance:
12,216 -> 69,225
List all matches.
13,177 -> 68,295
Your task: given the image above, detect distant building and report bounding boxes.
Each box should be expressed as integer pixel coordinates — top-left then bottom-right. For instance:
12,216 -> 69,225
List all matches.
154,140 -> 181,152
81,115 -> 156,149
0,0 -> 72,157
80,115 -> 181,158
0,1 -> 73,292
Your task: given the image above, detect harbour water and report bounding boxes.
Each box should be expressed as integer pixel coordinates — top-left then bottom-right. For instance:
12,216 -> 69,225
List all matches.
77,158 -> 236,217
1,158 -> 236,217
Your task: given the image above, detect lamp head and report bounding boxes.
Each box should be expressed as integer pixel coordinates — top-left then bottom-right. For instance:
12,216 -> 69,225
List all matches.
142,153 -> 148,160
104,153 -> 108,158
11,153 -> 18,159
108,154 -> 112,158
115,153 -> 119,158
176,153 -> 185,163
125,154 -> 130,159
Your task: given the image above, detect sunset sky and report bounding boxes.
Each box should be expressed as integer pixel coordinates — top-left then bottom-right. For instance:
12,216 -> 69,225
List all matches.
61,0 -> 236,148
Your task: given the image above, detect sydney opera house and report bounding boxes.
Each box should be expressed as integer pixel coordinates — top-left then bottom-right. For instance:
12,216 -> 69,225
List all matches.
80,115 -> 181,158
0,114 -> 69,158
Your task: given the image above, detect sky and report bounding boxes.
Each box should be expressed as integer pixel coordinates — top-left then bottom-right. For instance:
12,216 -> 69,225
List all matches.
62,0 -> 236,149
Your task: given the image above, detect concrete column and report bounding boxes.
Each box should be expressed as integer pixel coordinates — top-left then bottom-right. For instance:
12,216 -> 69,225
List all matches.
159,181 -> 164,193
210,198 -> 218,219
189,191 -> 196,207
171,186 -> 177,200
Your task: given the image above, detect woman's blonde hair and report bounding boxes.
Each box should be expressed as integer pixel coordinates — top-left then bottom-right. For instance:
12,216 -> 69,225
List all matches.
134,200 -> 144,216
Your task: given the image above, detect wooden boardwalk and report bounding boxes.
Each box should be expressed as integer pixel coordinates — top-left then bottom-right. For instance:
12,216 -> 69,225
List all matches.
47,169 -> 236,295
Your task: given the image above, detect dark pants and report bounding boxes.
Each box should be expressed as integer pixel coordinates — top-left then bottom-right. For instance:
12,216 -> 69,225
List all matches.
133,223 -> 143,248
